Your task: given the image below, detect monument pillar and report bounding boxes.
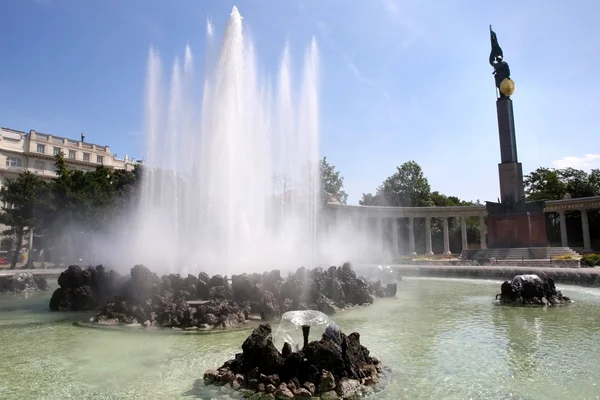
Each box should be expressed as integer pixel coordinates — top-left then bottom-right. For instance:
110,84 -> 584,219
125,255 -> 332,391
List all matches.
559,211 -> 568,247
484,25 -> 547,249
442,217 -> 451,255
425,216 -> 433,255
408,217 -> 416,255
496,97 -> 525,204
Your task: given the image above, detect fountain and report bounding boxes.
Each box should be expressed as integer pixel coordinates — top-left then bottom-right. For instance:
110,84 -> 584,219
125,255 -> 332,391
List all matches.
202,320 -> 388,399
132,6 -> 321,276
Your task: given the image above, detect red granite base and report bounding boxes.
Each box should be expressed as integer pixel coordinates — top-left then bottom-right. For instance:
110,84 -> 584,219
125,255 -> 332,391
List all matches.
487,213 -> 547,248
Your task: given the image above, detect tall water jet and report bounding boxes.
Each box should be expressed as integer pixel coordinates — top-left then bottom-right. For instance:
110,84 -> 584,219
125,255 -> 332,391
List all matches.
134,6 -> 321,275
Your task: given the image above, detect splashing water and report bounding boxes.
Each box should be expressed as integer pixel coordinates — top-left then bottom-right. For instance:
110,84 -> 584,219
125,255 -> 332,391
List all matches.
132,7 -> 321,275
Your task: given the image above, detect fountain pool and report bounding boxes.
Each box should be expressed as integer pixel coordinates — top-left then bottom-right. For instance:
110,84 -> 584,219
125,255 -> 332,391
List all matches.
1,278 -> 599,399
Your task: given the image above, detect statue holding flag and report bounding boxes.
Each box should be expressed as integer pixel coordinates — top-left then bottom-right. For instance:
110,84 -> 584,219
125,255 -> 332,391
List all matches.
489,25 -> 515,97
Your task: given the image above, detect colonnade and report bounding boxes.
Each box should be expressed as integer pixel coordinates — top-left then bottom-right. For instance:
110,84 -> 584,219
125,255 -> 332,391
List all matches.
326,205 -> 487,256
325,195 -> 600,256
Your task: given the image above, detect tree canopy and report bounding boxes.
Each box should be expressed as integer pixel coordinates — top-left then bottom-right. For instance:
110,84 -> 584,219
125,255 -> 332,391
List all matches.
320,157 -> 348,204
0,153 -> 142,266
0,172 -> 50,267
524,167 -> 600,200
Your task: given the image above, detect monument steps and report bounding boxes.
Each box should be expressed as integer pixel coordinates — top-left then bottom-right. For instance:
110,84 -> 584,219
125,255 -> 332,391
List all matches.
463,247 -> 579,260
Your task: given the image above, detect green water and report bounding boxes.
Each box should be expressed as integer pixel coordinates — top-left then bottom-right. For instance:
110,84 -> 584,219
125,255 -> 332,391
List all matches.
1,278 -> 600,400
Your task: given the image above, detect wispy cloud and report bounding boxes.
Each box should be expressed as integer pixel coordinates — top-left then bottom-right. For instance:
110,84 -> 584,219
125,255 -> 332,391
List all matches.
313,19 -> 391,102
381,0 -> 400,14
553,154 -> 600,171
379,0 -> 426,48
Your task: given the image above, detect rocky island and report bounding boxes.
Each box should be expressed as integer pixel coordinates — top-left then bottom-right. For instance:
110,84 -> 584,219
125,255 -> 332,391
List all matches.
496,274 -> 572,305
202,313 -> 388,399
49,262 -> 399,330
0,272 -> 49,294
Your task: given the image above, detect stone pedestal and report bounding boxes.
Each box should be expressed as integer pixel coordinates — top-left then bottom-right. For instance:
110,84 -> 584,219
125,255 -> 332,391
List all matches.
486,213 -> 547,248
485,200 -> 547,248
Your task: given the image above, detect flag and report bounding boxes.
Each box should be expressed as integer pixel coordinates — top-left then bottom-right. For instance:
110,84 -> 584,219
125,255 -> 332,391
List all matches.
489,26 -> 503,66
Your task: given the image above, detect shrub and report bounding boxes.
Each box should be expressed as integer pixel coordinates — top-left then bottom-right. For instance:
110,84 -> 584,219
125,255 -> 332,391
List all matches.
581,253 -> 600,267
552,254 -> 580,260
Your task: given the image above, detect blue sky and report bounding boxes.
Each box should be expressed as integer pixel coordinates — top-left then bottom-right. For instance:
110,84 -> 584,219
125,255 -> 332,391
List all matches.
1,0 -> 599,204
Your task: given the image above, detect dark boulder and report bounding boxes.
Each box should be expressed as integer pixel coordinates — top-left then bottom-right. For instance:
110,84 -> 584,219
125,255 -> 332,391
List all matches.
49,265 -> 124,311
496,274 -> 572,305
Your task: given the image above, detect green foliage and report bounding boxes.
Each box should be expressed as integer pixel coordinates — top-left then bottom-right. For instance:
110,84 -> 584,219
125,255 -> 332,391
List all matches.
320,157 -> 348,204
0,153 -> 142,263
360,161 -> 432,207
0,172 -> 50,267
581,253 -> 600,267
525,166 -> 600,247
524,167 -> 600,200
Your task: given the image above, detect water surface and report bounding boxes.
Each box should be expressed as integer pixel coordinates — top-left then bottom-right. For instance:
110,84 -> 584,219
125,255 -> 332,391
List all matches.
1,278 -> 599,399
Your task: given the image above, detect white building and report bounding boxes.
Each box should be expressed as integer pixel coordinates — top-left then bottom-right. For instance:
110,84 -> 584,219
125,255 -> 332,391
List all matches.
0,126 -> 140,256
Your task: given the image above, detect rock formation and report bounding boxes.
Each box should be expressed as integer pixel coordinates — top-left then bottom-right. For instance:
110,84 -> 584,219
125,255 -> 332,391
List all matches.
496,274 -> 572,305
0,272 -> 49,293
49,265 -> 125,311
48,262 -> 399,330
202,322 -> 387,399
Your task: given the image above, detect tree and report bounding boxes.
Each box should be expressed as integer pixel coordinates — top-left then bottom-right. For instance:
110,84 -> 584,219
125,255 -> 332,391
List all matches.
320,157 -> 348,204
359,161 -> 432,207
524,167 -> 565,201
0,172 -> 48,268
36,153 -> 142,262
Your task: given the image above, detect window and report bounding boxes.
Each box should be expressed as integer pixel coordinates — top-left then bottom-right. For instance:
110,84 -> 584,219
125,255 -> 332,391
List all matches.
34,161 -> 45,170
36,144 -> 45,153
68,150 -> 76,159
83,152 -> 90,162
53,147 -> 61,156
96,155 -> 104,164
5,157 -> 21,168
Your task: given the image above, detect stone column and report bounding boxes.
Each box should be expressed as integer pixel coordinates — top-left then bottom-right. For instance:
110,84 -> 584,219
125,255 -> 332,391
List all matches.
580,209 -> 592,252
442,217 -> 451,255
375,217 -> 383,252
479,215 -> 487,249
461,216 -> 468,252
408,217 -> 416,255
391,217 -> 400,258
425,216 -> 433,255
559,211 -> 568,247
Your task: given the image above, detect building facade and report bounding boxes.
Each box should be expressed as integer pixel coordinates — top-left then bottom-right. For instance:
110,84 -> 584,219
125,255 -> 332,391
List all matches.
0,126 -> 140,256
